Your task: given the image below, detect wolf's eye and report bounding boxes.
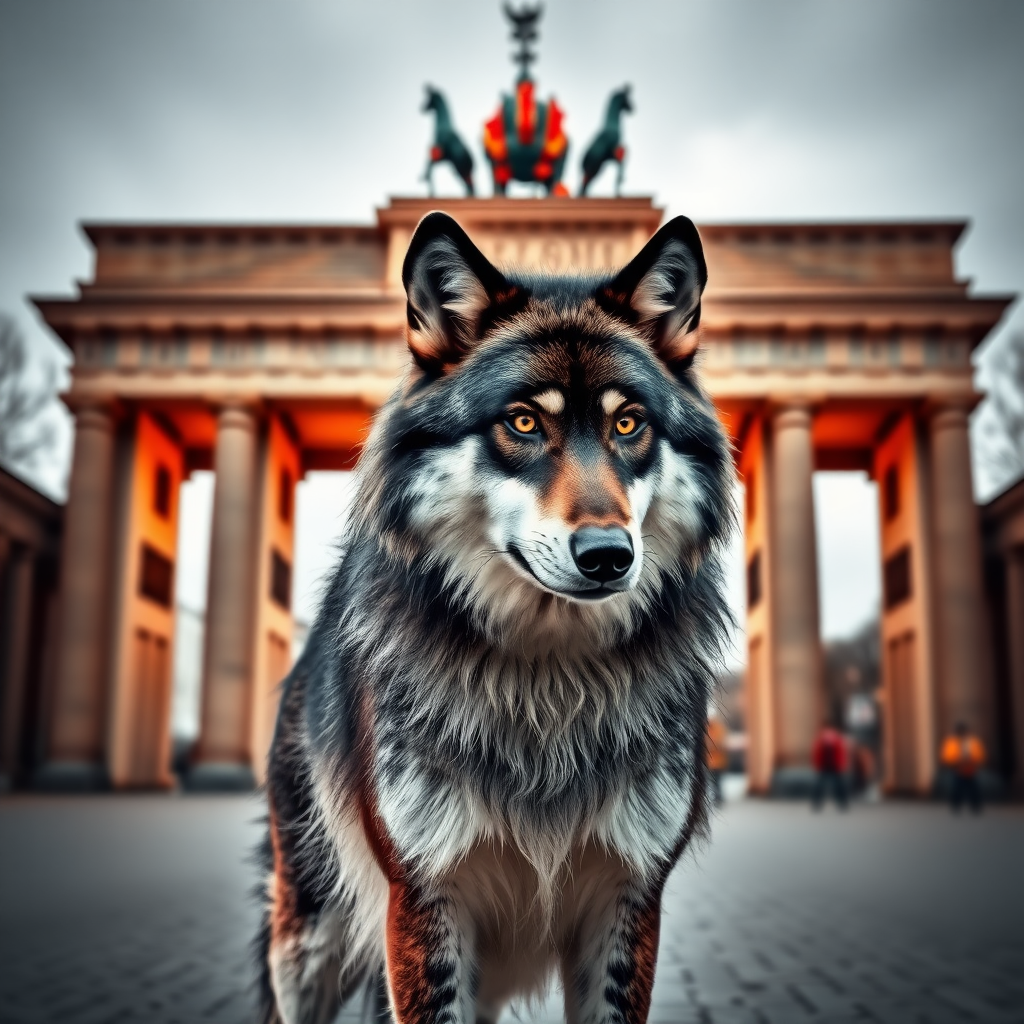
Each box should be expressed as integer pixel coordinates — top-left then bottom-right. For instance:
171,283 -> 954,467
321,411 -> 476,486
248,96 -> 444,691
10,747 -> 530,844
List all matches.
508,412 -> 539,435
615,413 -> 642,436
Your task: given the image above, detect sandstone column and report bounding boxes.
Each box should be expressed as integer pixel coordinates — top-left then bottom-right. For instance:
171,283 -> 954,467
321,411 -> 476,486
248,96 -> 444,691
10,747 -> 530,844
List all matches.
189,405 -> 259,789
42,403 -> 116,788
928,405 -> 992,746
769,404 -> 823,787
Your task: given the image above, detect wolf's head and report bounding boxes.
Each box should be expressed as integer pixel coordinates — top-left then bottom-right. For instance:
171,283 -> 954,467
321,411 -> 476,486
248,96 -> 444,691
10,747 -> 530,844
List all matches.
352,212 -> 733,650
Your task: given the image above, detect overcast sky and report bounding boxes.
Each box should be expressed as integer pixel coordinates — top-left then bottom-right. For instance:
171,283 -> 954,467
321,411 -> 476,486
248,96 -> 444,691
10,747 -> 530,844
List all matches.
3,0 -> 1022,646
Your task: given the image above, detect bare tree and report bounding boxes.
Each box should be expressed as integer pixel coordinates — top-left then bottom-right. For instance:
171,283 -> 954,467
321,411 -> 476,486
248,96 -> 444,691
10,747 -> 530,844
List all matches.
0,314 -> 57,472
976,331 -> 1024,492
824,617 -> 881,704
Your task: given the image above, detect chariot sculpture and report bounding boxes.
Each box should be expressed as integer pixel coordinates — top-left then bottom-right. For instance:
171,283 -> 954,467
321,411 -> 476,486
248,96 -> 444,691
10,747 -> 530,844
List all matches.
419,4 -> 636,198
481,4 -> 570,196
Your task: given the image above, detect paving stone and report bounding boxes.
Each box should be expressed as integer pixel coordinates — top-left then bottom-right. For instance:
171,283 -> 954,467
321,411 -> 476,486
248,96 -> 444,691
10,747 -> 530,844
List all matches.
1,795 -> 1022,1023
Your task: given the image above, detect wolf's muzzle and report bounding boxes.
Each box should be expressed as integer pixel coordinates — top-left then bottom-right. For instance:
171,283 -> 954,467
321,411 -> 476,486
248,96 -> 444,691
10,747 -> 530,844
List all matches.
570,526 -> 634,584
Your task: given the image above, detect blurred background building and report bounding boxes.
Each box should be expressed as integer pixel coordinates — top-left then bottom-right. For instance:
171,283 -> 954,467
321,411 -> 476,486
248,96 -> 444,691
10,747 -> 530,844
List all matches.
1,1 -> 1023,798
1,196 -> 1019,798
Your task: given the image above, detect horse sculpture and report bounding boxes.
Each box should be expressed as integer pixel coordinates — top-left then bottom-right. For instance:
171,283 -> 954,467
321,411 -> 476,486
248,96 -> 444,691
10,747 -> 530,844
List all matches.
580,85 -> 633,196
422,85 -> 475,196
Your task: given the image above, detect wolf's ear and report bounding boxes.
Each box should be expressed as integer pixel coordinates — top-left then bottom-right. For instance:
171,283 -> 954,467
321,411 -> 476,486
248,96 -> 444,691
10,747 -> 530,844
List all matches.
402,212 -> 529,373
596,215 -> 707,367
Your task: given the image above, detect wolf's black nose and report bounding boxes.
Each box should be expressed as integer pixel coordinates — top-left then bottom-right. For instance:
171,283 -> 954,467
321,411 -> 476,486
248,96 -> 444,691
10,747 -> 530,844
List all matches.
570,526 -> 634,584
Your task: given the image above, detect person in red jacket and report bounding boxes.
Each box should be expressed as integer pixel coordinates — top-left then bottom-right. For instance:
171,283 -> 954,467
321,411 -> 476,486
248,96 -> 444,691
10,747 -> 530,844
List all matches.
812,720 -> 849,811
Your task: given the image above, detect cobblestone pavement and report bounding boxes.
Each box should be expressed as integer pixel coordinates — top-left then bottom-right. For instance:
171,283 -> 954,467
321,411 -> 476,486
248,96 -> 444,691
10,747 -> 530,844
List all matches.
1,792 -> 1022,1024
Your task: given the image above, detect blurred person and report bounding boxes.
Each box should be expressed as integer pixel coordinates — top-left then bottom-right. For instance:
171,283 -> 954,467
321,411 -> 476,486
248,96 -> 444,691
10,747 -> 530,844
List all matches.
852,742 -> 881,801
811,720 -> 848,811
850,740 -> 875,795
940,721 -> 985,813
706,711 -> 728,806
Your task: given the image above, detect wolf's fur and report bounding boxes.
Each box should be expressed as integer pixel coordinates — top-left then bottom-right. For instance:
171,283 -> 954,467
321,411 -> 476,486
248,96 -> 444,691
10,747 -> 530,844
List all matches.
257,211 -> 734,1024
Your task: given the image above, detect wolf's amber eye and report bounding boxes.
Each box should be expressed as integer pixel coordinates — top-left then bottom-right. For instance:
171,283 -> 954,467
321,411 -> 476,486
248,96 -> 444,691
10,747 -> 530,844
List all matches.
509,412 -> 538,435
615,414 -> 640,436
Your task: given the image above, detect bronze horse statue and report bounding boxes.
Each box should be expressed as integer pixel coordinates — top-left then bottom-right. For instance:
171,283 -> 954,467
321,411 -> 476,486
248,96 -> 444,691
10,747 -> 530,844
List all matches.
580,85 -> 633,196
422,85 -> 475,196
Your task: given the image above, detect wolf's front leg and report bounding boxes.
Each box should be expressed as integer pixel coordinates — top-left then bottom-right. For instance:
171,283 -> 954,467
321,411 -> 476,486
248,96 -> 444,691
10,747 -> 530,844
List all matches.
385,877 -> 475,1024
563,876 -> 663,1024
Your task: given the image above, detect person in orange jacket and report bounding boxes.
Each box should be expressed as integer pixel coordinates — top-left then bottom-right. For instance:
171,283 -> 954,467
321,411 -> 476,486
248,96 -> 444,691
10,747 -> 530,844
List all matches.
706,712 -> 729,807
940,722 -> 986,813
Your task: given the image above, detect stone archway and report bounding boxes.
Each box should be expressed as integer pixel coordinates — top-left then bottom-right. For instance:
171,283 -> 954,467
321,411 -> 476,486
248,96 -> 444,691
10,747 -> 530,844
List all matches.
34,199 -> 1011,791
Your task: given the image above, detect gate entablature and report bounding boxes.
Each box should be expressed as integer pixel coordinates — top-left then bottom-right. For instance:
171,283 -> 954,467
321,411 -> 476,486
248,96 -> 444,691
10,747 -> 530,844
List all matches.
698,221 -> 970,292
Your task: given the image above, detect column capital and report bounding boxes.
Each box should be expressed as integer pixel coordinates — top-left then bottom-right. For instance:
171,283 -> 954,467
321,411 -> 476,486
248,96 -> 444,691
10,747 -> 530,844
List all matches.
768,401 -> 814,430
204,395 -> 264,418
63,394 -> 122,424
925,402 -> 971,433
212,403 -> 260,433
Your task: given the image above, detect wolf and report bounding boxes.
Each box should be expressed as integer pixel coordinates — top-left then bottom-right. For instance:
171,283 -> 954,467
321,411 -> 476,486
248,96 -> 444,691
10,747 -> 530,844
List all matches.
257,210 -> 734,1024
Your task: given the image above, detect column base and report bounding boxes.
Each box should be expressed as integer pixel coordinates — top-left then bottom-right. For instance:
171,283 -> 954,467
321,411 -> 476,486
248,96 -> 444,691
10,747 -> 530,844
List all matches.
183,762 -> 256,792
34,761 -> 111,792
769,766 -> 819,798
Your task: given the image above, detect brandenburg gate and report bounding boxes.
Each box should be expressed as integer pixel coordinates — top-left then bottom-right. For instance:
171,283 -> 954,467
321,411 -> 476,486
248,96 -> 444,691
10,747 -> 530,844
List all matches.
32,197 -> 1011,794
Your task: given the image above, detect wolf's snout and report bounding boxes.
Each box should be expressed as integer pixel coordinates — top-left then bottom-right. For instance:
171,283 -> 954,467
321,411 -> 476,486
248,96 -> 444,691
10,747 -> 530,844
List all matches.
570,526 -> 634,584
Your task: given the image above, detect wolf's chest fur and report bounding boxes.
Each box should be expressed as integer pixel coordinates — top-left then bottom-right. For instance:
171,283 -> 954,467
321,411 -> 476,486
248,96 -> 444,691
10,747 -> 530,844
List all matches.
365,636 -> 700,889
